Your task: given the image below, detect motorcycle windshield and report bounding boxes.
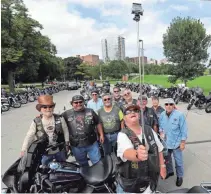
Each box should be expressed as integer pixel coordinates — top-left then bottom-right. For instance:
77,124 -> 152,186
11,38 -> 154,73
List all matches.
195,88 -> 203,95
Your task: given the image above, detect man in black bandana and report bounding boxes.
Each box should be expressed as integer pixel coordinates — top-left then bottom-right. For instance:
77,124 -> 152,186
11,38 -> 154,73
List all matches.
62,95 -> 104,167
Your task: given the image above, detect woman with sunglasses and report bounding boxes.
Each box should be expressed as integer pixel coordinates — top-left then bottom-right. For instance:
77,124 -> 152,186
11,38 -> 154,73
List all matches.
20,95 -> 70,166
159,98 -> 188,187
116,104 -> 166,193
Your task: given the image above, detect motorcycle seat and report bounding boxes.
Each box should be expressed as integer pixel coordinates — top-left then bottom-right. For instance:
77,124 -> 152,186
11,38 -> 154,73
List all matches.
205,95 -> 211,100
167,186 -> 209,193
80,155 -> 113,185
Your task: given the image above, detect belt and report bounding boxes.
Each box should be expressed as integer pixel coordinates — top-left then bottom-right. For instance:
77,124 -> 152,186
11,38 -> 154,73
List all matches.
105,130 -> 120,135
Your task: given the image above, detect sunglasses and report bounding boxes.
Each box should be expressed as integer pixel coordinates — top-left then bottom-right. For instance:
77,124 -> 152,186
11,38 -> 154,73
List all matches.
165,103 -> 174,106
103,98 -> 111,102
124,92 -> 131,96
114,90 -> 119,93
92,93 -> 98,96
41,105 -> 55,109
73,101 -> 83,104
125,109 -> 139,115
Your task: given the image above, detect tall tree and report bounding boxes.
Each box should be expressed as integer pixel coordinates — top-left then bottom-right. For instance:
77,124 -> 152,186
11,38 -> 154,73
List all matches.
63,57 -> 83,81
163,17 -> 211,85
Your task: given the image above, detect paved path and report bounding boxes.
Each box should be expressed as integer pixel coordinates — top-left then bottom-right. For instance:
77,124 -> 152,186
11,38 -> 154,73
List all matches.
1,89 -> 211,192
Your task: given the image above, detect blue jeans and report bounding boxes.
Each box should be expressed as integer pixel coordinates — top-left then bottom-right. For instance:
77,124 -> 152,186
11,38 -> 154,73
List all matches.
166,148 -> 184,177
103,132 -> 119,155
71,141 -> 101,167
41,151 -> 66,166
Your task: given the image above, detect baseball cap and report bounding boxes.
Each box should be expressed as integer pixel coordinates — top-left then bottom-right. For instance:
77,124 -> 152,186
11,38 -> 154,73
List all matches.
123,104 -> 140,115
71,95 -> 84,102
164,98 -> 175,104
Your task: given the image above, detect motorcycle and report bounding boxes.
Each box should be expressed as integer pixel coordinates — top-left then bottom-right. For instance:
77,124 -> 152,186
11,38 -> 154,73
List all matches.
164,182 -> 211,193
1,141 -> 117,193
187,88 -> 211,110
1,98 -> 10,112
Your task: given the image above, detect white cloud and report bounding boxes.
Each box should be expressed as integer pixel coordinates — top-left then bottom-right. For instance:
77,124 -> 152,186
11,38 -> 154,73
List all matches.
169,5 -> 190,11
24,0 -> 168,60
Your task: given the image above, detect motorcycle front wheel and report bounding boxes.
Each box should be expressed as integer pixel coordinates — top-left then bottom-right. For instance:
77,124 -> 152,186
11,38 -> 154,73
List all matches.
205,102 -> 211,113
13,102 -> 21,108
1,105 -> 10,112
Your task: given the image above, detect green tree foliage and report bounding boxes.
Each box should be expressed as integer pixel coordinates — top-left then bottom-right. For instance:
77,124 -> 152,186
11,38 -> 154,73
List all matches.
1,0 -> 63,90
63,57 -> 83,81
163,17 -> 211,85
75,63 -> 92,80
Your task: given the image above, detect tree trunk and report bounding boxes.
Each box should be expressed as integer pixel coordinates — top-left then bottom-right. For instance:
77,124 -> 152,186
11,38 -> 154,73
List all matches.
8,71 -> 15,93
184,80 -> 187,86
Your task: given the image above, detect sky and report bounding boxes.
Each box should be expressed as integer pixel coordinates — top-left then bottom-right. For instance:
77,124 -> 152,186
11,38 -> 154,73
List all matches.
24,0 -> 211,62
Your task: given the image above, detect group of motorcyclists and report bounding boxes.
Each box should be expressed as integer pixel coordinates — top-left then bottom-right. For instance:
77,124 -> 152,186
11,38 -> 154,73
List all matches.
18,80 -> 188,193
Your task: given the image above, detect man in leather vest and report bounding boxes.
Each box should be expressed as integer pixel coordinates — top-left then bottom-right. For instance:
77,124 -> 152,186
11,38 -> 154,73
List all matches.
120,89 -> 137,112
137,95 -> 159,133
98,93 -> 124,155
21,95 -> 70,166
116,104 -> 166,193
62,95 -> 104,167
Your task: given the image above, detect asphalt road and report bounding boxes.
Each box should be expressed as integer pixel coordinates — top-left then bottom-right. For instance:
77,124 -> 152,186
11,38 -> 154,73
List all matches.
1,89 -> 211,192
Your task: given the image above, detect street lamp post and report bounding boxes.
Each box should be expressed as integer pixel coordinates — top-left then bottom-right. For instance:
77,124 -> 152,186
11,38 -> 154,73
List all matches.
131,2 -> 145,143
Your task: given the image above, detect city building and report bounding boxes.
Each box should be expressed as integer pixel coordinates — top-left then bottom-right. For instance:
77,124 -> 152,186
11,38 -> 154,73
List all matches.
76,54 -> 100,66
101,36 -> 125,63
147,58 -> 158,65
159,58 -> 172,64
125,56 -> 148,65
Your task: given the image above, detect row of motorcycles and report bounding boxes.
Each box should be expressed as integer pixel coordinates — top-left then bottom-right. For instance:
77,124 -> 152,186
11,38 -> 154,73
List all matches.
2,140 -> 211,193
115,82 -> 211,113
1,84 -> 67,113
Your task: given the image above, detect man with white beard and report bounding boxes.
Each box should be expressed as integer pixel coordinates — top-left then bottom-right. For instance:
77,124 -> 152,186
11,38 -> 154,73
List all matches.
21,95 -> 69,166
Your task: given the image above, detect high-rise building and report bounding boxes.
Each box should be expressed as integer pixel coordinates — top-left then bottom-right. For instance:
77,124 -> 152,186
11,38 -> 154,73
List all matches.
101,36 -> 125,63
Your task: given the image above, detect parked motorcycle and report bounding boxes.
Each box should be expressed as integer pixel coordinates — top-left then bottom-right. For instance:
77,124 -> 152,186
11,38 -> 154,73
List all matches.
1,141 -> 117,193
187,87 -> 211,110
1,98 -> 10,113
205,102 -> 211,113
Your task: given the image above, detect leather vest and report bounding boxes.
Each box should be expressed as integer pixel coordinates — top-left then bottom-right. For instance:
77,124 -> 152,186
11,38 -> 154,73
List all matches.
117,125 -> 160,193
142,107 -> 156,128
34,114 -> 64,150
63,108 -> 97,147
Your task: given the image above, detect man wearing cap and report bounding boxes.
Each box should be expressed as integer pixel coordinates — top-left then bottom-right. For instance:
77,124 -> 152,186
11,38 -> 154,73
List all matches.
112,87 -> 124,108
87,89 -> 103,113
151,96 -> 165,120
98,93 -> 124,155
116,104 -> 166,193
62,95 -> 104,167
137,95 -> 159,133
159,98 -> 188,187
120,88 -> 137,111
21,95 -> 70,166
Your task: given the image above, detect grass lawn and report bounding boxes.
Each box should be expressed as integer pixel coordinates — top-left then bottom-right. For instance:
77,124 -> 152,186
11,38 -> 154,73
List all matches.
131,75 -> 211,95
